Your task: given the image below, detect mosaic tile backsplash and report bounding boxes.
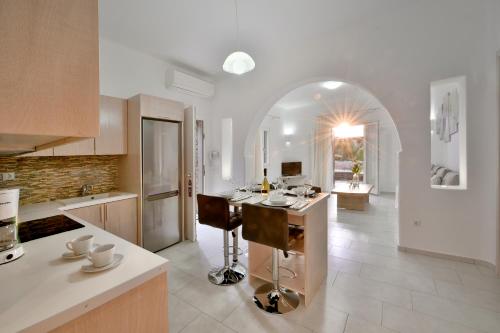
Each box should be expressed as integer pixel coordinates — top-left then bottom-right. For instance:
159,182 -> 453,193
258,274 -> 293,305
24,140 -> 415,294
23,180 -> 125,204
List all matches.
0,156 -> 119,205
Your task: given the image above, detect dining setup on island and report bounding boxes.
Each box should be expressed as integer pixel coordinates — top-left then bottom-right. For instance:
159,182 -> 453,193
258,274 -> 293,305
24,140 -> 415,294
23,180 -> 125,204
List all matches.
197,170 -> 330,313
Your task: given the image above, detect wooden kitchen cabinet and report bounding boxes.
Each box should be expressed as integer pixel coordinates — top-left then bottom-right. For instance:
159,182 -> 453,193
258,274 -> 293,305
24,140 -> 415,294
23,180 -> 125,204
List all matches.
53,139 -> 95,156
95,96 -> 128,155
105,199 -> 138,244
67,204 -> 105,229
20,148 -> 54,157
0,0 -> 99,153
66,198 -> 138,244
50,96 -> 128,156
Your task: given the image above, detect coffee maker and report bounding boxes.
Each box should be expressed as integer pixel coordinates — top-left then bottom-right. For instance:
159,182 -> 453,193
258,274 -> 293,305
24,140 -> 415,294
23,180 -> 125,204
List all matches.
0,188 -> 24,264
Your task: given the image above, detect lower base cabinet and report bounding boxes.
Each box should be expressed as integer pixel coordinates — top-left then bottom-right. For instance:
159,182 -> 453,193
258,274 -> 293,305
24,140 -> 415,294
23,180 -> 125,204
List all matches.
105,199 -> 138,244
67,198 -> 138,244
66,204 -> 105,229
50,272 -> 167,333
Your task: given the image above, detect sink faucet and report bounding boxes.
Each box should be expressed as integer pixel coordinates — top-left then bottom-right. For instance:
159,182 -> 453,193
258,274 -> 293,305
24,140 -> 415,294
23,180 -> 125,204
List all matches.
81,184 -> 93,196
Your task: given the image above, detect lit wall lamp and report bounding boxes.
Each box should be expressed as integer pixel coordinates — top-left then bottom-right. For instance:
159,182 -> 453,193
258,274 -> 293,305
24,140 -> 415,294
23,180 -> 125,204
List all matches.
221,118 -> 233,181
283,126 -> 295,136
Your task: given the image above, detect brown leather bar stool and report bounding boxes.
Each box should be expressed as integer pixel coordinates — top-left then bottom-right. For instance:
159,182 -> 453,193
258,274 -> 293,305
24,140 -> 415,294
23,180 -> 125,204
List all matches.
242,203 -> 300,314
197,194 -> 246,286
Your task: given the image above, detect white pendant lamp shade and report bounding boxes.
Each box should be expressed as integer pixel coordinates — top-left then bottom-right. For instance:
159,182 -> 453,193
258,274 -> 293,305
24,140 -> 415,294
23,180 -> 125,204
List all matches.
223,51 -> 255,75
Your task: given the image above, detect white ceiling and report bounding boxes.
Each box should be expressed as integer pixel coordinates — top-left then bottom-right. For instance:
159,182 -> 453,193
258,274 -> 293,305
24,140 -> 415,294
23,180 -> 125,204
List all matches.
98,0 -> 404,78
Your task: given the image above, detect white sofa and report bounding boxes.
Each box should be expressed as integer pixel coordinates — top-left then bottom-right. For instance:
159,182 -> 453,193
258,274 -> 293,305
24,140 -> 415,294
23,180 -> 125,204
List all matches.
431,165 -> 459,186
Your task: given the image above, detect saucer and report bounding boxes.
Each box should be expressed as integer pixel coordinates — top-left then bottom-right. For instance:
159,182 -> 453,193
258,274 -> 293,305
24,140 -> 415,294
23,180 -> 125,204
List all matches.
62,244 -> 100,260
81,254 -> 123,273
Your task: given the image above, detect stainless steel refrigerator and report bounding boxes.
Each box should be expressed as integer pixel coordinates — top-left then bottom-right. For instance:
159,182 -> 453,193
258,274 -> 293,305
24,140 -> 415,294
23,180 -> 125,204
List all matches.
142,118 -> 182,252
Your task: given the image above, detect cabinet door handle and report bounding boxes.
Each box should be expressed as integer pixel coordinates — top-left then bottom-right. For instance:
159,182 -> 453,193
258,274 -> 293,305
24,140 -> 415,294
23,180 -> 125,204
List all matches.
99,205 -> 103,226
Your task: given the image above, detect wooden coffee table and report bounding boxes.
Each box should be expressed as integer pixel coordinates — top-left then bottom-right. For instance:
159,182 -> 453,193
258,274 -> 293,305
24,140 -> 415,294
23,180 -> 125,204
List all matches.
332,183 -> 374,211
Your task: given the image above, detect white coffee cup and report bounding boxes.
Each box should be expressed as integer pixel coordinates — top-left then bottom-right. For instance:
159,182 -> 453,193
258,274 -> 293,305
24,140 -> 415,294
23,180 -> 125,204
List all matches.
66,235 -> 94,255
87,244 -> 115,268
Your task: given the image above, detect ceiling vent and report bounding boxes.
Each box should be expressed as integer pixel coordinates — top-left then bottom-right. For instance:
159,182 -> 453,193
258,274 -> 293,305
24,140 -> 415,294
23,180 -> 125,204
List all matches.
166,69 -> 215,98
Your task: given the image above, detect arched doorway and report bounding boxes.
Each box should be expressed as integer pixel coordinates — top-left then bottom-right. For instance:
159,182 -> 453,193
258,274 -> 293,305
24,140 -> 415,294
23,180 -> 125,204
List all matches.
244,79 -> 402,245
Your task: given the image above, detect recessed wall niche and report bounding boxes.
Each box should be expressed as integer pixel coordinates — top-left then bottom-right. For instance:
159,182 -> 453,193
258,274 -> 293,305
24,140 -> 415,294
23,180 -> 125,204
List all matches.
430,76 -> 467,190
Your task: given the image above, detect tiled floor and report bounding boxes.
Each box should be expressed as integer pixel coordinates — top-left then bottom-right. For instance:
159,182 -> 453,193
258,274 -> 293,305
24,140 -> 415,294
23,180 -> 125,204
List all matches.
158,194 -> 500,333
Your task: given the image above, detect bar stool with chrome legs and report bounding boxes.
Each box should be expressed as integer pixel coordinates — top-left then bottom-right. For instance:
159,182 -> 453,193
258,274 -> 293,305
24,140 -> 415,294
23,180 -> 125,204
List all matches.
197,194 -> 246,286
242,203 -> 300,314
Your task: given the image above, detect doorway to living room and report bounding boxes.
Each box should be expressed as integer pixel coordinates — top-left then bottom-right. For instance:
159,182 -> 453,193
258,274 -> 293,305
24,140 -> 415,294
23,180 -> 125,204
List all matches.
245,79 -> 402,247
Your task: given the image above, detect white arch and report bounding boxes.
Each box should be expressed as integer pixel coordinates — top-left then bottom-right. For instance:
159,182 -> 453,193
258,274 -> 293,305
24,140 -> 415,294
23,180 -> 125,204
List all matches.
243,76 -> 402,182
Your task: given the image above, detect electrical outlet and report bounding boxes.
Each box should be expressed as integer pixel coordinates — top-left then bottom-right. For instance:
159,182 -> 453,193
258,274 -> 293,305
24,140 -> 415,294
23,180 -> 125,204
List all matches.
0,172 -> 15,181
413,220 -> 422,227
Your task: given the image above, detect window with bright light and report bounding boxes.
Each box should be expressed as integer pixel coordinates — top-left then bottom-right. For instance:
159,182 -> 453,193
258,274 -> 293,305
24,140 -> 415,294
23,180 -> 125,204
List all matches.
333,123 -> 365,138
333,123 -> 365,181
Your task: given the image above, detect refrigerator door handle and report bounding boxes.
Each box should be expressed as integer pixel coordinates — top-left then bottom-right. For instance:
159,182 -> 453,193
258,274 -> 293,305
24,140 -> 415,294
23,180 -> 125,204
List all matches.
146,190 -> 180,201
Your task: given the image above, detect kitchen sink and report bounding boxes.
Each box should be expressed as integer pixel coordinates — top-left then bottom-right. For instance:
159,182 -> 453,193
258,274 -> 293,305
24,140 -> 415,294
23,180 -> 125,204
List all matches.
57,192 -> 125,206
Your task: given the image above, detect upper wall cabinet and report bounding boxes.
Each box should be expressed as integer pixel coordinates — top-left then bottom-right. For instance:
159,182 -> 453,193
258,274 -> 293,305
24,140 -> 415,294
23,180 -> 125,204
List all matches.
95,96 -> 128,155
51,96 -> 128,157
53,139 -> 95,157
0,0 -> 99,154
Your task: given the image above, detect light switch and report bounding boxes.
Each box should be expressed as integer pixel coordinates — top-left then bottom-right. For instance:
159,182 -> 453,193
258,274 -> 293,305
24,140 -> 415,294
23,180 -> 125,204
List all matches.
0,172 -> 15,181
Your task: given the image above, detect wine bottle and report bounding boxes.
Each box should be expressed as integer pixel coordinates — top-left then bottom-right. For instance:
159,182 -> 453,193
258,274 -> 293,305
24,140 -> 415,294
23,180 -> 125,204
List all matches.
261,168 -> 270,195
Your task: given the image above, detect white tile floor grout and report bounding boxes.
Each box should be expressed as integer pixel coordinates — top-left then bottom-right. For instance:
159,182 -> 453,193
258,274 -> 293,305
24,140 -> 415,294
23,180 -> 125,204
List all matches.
159,194 -> 500,333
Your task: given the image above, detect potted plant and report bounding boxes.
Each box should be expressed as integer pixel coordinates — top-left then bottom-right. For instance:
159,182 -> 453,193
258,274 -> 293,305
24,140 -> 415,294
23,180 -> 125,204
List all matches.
351,160 -> 361,188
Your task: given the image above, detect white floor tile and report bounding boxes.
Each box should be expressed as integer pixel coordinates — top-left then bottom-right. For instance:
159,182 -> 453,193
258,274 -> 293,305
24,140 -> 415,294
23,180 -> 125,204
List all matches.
360,264 -> 437,294
476,265 -> 498,277
323,285 -> 383,324
412,291 -> 500,333
334,272 -> 412,309
459,272 -> 500,295
180,313 -> 235,333
283,296 -> 348,333
175,277 -> 243,321
331,246 -> 462,285
348,241 -> 399,257
345,315 -> 398,333
383,303 -> 482,333
328,256 -> 363,275
435,280 -> 500,313
168,294 -> 201,333
167,265 -> 197,294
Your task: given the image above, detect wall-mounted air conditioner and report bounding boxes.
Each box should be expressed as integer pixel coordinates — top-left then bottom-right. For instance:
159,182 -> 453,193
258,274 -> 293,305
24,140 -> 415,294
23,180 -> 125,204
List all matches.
166,69 -> 215,98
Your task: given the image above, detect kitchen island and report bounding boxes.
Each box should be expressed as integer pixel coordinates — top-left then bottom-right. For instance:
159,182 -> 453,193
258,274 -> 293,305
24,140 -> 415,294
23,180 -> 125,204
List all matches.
230,193 -> 329,306
0,204 -> 168,333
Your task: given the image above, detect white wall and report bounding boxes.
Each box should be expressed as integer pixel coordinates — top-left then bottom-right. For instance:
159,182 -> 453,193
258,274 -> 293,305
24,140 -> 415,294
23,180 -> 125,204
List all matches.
258,108 -> 316,182
207,1 -> 500,265
99,38 -> 215,187
99,37 -> 213,134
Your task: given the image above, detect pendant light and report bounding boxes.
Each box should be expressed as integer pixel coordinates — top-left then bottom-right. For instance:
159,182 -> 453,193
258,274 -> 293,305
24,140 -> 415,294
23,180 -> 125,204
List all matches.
223,0 -> 255,75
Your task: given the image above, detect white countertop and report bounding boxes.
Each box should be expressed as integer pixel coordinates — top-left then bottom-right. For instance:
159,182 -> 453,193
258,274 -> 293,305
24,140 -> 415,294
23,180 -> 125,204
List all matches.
18,192 -> 139,223
1,194 -> 168,333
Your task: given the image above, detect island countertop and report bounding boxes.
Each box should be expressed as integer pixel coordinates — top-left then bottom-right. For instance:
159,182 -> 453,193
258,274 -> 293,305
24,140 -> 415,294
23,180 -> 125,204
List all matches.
0,210 -> 168,333
229,192 -> 330,216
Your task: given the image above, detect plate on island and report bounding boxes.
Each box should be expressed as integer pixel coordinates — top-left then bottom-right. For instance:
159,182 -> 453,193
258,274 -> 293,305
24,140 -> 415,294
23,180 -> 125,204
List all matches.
261,199 -> 296,207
